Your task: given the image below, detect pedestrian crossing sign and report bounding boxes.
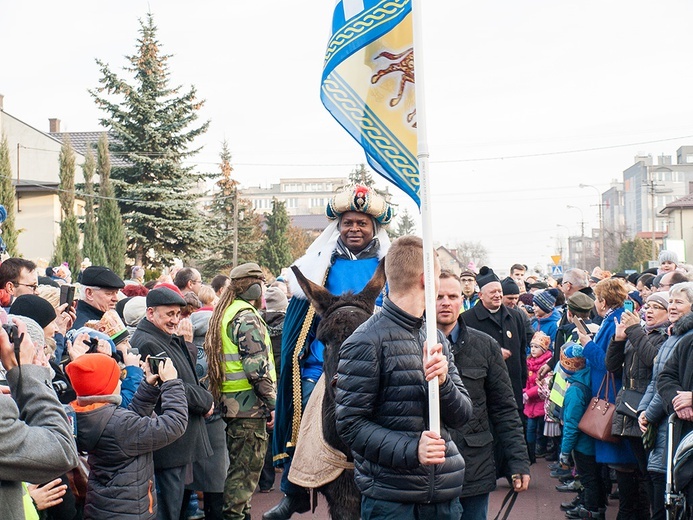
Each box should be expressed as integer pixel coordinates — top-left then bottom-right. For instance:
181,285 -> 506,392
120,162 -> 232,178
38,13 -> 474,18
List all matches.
551,265 -> 563,276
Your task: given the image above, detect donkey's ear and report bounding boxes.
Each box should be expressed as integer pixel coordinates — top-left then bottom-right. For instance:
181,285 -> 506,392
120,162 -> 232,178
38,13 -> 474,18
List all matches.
291,265 -> 336,316
357,258 -> 386,305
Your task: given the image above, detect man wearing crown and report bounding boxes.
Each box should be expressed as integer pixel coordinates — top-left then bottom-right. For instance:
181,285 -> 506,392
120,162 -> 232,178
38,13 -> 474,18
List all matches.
264,185 -> 393,520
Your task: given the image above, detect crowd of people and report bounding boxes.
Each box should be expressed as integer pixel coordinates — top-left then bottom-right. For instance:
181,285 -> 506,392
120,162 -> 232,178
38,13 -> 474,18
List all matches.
3,184 -> 693,520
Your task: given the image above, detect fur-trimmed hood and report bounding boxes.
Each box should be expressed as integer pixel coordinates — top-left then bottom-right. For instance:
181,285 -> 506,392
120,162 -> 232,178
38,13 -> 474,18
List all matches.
673,312 -> 693,336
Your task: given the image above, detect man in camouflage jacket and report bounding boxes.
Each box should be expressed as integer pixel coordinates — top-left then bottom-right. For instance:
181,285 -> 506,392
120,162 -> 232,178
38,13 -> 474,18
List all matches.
215,263 -> 277,520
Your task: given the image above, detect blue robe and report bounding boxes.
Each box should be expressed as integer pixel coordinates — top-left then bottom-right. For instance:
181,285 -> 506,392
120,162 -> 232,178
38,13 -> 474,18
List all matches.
273,256 -> 381,465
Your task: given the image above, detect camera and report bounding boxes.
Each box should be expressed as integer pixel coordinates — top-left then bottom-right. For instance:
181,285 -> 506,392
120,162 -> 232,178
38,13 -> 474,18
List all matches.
86,337 -> 100,354
523,304 -> 534,314
2,323 -> 18,344
148,354 -> 168,375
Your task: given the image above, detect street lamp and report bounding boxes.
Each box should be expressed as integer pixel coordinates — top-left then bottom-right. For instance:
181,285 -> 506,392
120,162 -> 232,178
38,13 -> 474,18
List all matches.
579,184 -> 605,269
567,205 -> 586,270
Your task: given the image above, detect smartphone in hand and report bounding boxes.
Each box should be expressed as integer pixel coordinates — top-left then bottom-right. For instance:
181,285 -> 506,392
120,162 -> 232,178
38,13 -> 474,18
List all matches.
60,285 -> 76,312
623,300 -> 634,313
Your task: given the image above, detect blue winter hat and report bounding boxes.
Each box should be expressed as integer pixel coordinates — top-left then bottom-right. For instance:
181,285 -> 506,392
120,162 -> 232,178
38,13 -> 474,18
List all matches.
628,291 -> 643,307
534,288 -> 559,313
560,342 -> 586,375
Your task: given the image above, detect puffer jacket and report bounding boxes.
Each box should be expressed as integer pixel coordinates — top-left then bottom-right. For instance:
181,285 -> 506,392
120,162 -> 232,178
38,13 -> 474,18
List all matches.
447,317 -> 529,498
524,350 -> 553,418
657,317 -> 693,470
642,312 -> 693,473
74,380 -> 188,519
606,321 -> 668,437
335,297 -> 472,504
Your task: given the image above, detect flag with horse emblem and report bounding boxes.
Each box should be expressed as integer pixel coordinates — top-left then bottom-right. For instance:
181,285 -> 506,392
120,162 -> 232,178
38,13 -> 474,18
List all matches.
321,0 -> 420,205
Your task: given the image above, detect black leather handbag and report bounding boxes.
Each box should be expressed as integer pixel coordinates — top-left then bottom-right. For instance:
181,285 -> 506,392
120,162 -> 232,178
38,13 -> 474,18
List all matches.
615,388 -> 644,419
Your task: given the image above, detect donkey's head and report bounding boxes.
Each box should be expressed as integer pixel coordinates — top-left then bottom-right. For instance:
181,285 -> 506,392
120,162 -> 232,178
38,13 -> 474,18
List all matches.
290,258 -> 386,326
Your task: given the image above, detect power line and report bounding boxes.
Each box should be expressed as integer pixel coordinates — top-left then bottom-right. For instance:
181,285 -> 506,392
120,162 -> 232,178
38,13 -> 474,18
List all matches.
21,132 -> 693,167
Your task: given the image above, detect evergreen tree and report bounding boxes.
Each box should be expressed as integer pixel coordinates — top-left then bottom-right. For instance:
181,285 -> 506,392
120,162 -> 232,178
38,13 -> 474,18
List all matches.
53,136 -> 81,275
618,237 -> 653,272
0,135 -> 18,256
96,134 -> 127,276
259,198 -> 292,276
347,163 -> 391,199
349,163 -> 376,187
91,12 -> 209,267
81,146 -> 107,267
199,141 -> 263,278
389,208 -> 416,238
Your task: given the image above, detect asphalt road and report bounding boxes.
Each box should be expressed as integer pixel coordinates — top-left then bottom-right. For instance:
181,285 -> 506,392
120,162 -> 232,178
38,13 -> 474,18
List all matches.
248,458 -> 621,519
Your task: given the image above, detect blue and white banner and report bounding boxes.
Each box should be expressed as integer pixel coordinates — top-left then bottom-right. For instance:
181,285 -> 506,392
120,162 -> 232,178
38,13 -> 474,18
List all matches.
321,0 -> 420,205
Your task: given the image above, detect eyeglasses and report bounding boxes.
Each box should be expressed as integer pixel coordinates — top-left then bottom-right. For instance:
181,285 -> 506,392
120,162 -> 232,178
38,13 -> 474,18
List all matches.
644,304 -> 666,311
12,282 -> 38,291
659,284 -> 672,289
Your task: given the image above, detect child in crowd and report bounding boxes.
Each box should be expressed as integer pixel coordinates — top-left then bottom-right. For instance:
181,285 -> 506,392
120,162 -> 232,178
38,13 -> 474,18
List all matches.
66,353 -> 188,519
559,343 -> 604,519
524,331 -> 553,463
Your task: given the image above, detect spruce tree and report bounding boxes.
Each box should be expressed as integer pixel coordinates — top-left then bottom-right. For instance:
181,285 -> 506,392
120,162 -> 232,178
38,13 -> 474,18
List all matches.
0,135 -> 18,256
96,134 -> 127,276
393,208 -> 416,238
91,13 -> 209,267
200,141 -> 263,278
258,198 -> 292,276
81,146 -> 107,266
54,136 -> 81,275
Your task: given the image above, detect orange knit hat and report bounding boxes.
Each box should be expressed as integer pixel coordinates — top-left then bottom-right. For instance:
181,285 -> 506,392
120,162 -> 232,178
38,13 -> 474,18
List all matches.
65,353 -> 121,397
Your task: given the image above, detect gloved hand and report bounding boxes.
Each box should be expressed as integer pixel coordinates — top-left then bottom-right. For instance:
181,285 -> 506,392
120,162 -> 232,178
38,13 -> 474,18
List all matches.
642,422 -> 658,452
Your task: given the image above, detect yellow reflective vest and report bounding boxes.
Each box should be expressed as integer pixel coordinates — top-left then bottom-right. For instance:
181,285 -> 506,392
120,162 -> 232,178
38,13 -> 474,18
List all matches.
220,299 -> 276,394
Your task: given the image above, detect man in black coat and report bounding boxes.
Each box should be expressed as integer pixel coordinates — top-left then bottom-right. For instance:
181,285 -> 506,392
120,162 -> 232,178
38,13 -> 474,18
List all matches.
130,287 -> 214,520
73,266 -> 125,329
461,266 -> 528,415
438,271 -> 530,519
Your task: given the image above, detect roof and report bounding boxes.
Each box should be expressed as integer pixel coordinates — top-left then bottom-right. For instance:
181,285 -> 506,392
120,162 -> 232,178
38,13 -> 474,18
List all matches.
661,193 -> 693,213
15,179 -> 59,193
290,214 -> 329,232
635,231 -> 667,239
49,131 -> 130,168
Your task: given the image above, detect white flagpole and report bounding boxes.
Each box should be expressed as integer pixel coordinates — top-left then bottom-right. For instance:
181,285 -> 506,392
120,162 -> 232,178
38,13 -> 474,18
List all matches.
411,0 -> 440,435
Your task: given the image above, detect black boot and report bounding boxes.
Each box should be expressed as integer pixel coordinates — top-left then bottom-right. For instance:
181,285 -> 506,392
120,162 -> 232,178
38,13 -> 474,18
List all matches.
528,442 -> 536,464
262,493 -> 311,520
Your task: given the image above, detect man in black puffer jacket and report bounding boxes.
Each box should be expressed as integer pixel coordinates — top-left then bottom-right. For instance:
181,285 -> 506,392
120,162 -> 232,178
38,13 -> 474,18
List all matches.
335,236 -> 472,519
437,270 -> 530,520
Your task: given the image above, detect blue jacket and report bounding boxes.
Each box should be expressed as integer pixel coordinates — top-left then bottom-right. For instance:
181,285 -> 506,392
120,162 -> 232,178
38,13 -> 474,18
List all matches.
582,307 -> 636,465
532,307 -> 562,349
562,367 -> 595,456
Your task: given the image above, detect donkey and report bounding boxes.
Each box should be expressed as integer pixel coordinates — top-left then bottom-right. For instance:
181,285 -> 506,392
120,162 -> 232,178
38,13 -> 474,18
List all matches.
290,260 -> 386,520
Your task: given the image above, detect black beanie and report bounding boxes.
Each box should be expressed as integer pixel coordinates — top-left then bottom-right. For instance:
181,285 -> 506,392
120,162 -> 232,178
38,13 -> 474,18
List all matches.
501,277 -> 520,295
10,294 -> 57,329
476,266 -> 500,289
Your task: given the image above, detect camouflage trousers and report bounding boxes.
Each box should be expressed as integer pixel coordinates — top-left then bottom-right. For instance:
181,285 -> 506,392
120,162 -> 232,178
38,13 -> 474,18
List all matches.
223,417 -> 268,520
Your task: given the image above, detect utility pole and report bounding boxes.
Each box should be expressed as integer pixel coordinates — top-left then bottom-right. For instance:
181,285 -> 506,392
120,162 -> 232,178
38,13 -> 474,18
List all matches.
233,184 -> 238,269
645,176 -> 658,261
567,205 -> 586,271
579,184 -> 605,269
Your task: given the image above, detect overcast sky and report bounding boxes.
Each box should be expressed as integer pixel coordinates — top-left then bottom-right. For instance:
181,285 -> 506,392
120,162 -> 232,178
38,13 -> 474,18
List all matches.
3,1 -> 693,272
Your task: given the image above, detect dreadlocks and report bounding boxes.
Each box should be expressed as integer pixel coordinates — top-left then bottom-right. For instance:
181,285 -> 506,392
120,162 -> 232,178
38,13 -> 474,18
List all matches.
204,276 -> 259,402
